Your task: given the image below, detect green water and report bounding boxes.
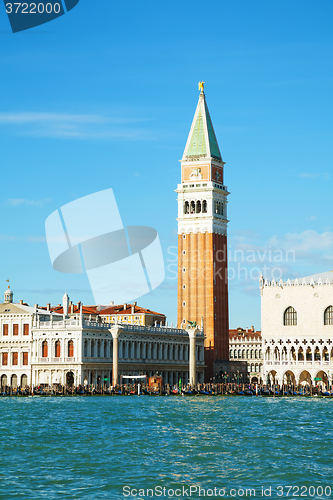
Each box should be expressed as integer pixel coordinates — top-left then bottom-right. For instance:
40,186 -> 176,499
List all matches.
0,396 -> 332,499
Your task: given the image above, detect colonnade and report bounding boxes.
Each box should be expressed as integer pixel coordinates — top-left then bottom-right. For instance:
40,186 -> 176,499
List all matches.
265,344 -> 333,365
230,348 -> 262,360
110,326 -> 201,386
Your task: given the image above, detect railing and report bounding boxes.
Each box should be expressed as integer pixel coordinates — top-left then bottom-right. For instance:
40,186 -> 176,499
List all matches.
82,320 -> 204,337
35,357 -> 79,363
120,358 -> 204,365
82,357 -> 112,363
36,318 -> 205,337
36,320 -> 79,328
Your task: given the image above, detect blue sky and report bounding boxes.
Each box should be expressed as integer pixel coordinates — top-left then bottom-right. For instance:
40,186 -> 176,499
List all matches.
0,0 -> 332,329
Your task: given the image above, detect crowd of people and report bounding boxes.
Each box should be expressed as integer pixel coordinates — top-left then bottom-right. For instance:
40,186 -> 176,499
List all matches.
0,382 -> 331,396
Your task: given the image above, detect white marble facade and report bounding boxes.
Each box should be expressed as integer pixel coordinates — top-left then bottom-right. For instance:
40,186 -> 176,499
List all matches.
0,292 -> 205,388
261,271 -> 333,387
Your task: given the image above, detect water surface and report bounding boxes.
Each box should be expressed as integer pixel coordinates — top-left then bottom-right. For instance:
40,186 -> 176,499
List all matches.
0,396 -> 331,499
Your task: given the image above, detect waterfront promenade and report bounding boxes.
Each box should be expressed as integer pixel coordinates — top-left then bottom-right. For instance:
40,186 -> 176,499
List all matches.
1,382 -> 333,397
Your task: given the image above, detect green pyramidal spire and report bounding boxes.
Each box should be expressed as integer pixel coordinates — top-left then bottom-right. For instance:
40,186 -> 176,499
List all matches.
183,88 -> 222,161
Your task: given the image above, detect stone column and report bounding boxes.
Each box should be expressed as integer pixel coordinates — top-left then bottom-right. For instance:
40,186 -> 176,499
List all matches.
109,326 -> 123,387
187,328 -> 198,387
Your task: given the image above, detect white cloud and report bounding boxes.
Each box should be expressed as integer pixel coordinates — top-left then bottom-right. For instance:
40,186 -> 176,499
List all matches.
268,230 -> 333,253
0,234 -> 46,243
0,112 -> 154,141
0,113 -> 105,124
5,198 -> 51,207
226,229 -> 333,291
298,172 -> 330,180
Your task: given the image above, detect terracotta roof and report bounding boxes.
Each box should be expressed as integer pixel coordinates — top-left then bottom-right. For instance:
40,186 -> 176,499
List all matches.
98,305 -> 165,317
49,305 -> 99,315
229,328 -> 261,339
40,303 -> 165,317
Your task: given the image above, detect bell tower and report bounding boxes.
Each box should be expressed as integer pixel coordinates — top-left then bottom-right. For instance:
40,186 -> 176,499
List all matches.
176,83 -> 229,380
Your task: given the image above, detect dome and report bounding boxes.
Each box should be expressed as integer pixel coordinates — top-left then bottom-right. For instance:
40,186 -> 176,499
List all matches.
4,286 -> 13,303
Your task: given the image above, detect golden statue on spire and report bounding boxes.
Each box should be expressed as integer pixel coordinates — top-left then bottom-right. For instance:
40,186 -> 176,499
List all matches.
198,81 -> 205,92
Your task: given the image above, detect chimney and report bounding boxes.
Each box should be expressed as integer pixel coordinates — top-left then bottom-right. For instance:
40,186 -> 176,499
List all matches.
46,303 -> 50,311
62,292 -> 69,316
110,300 -> 114,306
252,326 -> 255,332
133,301 -> 137,306
70,302 -> 74,314
77,301 -> 81,309
19,300 -> 23,305
123,303 -> 127,310
34,304 -> 38,309
131,304 -> 135,314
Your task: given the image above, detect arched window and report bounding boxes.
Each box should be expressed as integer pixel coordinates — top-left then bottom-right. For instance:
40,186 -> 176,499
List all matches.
324,306 -> 333,325
68,341 -> 74,358
84,341 -> 88,357
184,201 -> 189,214
202,200 -> 207,213
230,350 -> 233,358
284,307 -> 297,326
55,341 -> 61,358
21,374 -> 28,388
42,341 -> 48,358
196,200 -> 201,213
190,201 -> 195,214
